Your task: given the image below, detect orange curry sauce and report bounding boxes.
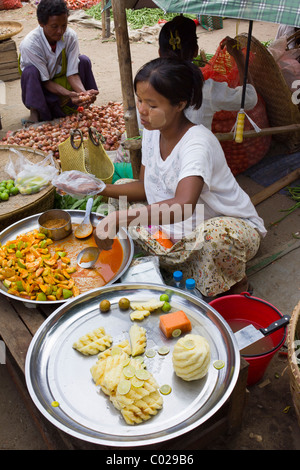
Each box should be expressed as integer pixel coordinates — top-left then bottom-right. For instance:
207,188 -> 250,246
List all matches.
50,224 -> 123,293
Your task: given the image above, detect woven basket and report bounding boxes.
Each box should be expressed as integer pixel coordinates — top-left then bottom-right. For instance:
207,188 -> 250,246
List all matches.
0,21 -> 23,41
287,300 -> 300,426
0,145 -> 59,232
236,33 -> 300,152
58,128 -> 114,184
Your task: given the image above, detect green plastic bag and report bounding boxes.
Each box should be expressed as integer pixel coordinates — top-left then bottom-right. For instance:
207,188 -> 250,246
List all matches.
112,162 -> 133,184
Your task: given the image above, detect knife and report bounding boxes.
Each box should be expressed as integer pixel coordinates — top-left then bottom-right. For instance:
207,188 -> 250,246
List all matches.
233,315 -> 290,351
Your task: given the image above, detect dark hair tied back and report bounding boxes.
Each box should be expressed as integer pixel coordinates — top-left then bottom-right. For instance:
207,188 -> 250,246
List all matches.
134,57 -> 203,110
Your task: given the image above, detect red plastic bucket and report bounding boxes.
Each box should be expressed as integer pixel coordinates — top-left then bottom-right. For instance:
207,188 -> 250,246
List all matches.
210,293 -> 288,386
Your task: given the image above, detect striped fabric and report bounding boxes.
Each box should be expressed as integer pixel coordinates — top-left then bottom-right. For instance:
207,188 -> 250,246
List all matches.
152,0 -> 300,27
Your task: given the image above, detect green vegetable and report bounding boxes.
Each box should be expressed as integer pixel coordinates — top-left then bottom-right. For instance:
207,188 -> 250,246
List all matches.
86,6 -> 196,30
271,185 -> 300,225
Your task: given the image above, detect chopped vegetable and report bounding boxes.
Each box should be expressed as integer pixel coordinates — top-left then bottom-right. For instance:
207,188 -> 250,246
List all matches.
0,229 -> 80,301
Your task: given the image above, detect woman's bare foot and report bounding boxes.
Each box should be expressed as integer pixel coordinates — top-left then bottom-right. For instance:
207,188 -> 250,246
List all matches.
29,108 -> 39,122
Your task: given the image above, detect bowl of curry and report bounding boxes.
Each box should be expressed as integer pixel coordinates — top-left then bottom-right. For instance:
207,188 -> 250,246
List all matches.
0,210 -> 134,305
38,209 -> 72,240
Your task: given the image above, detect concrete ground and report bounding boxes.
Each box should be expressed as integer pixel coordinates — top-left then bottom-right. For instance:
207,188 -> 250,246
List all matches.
0,3 -> 300,451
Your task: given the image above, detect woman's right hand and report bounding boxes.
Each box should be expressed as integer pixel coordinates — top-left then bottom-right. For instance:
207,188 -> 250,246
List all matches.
94,212 -> 119,251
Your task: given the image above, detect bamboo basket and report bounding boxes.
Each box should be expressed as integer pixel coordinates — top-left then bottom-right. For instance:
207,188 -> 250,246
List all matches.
287,300 -> 300,426
236,33 -> 300,152
0,145 -> 59,232
0,21 -> 23,41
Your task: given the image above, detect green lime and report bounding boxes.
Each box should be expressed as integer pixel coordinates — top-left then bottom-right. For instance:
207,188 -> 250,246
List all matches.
160,293 -> 169,302
145,349 -> 156,358
182,339 -> 195,350
172,328 -> 182,338
117,379 -> 131,395
10,186 -> 19,195
162,301 -> 171,312
135,369 -> 150,381
134,355 -> 144,364
0,192 -> 9,201
213,360 -> 225,370
131,377 -> 144,388
123,365 -> 136,379
158,346 -> 170,356
159,384 -> 172,395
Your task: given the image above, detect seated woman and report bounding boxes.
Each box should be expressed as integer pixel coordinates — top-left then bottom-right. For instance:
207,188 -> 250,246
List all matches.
158,15 -> 258,130
91,58 -> 266,298
19,0 -> 99,123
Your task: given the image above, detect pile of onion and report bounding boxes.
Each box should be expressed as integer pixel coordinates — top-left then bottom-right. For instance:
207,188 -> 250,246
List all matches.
1,102 -> 126,159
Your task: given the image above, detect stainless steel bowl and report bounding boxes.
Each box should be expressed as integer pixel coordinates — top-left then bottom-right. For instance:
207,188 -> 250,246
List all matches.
0,211 -> 134,305
38,209 -> 72,240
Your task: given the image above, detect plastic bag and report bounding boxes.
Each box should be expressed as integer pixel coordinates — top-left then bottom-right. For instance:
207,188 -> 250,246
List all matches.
201,42 -> 271,175
52,170 -> 106,198
5,148 -> 59,194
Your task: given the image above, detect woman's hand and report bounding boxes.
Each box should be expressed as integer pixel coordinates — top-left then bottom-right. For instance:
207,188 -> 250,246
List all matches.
94,212 -> 119,251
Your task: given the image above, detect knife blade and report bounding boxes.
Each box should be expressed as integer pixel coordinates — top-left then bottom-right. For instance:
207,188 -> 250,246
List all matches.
233,315 -> 290,351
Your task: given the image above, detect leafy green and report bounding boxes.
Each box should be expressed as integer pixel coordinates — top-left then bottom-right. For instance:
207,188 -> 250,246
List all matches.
86,6 -> 196,30
54,192 -> 106,214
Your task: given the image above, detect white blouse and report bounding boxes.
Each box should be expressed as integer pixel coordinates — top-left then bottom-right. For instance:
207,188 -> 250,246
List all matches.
141,124 -> 266,240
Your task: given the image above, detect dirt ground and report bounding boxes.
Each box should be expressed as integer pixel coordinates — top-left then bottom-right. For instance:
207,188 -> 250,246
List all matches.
0,3 -> 300,452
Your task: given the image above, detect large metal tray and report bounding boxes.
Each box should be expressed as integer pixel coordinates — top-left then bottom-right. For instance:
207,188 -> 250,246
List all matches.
25,283 -> 240,447
0,210 -> 134,305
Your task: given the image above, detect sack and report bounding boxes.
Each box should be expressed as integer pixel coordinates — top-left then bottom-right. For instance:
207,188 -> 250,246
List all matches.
5,148 -> 58,194
201,42 -> 271,175
58,127 -> 114,184
211,95 -> 272,175
0,0 -> 22,10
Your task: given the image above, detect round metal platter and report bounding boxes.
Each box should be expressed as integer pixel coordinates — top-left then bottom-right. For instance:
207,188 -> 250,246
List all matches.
0,211 -> 133,305
25,283 -> 240,447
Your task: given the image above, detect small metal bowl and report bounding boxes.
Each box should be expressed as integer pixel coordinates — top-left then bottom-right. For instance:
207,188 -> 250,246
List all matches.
38,209 -> 72,241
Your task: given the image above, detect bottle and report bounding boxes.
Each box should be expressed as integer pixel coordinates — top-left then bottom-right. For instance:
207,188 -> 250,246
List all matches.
185,278 -> 203,299
169,270 -> 184,289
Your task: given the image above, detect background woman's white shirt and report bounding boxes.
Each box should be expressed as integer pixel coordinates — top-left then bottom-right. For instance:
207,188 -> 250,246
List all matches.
184,79 -> 258,129
141,124 -> 266,240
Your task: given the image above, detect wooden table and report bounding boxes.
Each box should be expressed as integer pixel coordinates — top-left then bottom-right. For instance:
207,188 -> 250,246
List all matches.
0,293 -> 249,451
